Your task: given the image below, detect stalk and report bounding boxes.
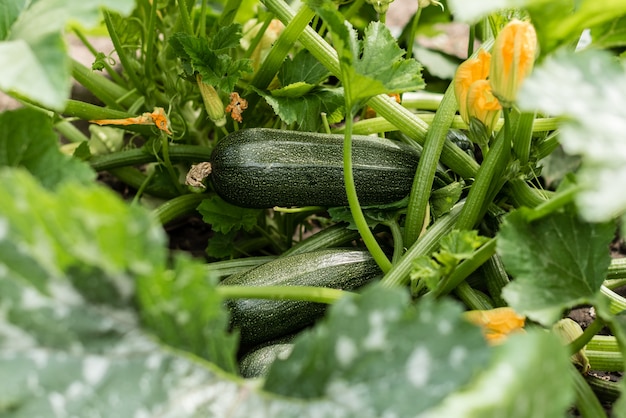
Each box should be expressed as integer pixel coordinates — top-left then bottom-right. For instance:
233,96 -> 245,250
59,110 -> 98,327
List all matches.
249,5 -> 315,94
88,145 -> 213,171
570,364 -> 607,418
403,83 -> 457,246
283,223 -> 360,256
152,193 -> 207,225
104,11 -> 145,94
455,110 -> 512,230
343,103 -> 392,273
206,256 -> 277,280
143,0 -> 159,80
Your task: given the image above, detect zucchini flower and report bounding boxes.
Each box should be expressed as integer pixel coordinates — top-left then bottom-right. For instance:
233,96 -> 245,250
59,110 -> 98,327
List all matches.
464,307 -> 525,345
454,49 -> 501,135
466,80 -> 502,135
489,19 -> 538,107
196,74 -> 226,127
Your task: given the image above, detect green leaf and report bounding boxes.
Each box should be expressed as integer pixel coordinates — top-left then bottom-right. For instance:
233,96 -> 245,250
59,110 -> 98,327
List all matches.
197,195 -> 262,234
0,0 -> 135,110
0,108 -> 95,188
136,255 -> 238,373
278,49 -> 330,87
264,286 -> 492,414
255,86 -> 345,131
169,32 -> 252,92
210,23 -> 244,51
497,209 -> 614,325
518,49 -> 626,222
309,1 -> 424,104
590,16 -> 626,49
270,81 -> 315,98
421,331 -> 575,417
431,181 -> 464,218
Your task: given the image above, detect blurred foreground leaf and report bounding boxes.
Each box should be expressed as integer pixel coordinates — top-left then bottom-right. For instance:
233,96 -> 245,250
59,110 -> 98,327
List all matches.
0,0 -> 135,109
0,108 -> 95,188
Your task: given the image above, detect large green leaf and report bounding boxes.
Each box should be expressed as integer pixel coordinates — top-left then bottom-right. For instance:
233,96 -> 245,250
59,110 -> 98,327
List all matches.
497,209 -> 614,325
421,331 -> 575,417
264,286 -> 492,415
0,108 -> 95,188
0,0 -> 134,110
518,50 -> 626,222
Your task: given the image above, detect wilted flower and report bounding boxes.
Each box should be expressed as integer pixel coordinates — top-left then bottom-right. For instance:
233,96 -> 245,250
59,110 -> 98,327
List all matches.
489,19 -> 538,106
464,307 -> 525,345
454,49 -> 500,135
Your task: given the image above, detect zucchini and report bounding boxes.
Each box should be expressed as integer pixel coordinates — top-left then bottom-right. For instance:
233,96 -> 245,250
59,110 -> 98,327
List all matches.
209,128 -> 420,208
239,342 -> 294,378
220,248 -> 381,346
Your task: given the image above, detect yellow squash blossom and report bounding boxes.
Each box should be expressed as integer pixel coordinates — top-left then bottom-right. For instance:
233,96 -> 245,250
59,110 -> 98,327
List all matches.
489,19 -> 538,106
464,307 -> 526,345
466,80 -> 502,135
454,49 -> 500,135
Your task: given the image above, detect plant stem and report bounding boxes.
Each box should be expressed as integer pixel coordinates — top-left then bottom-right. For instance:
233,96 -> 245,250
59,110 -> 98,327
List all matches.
405,8 -> 422,60
569,318 -> 605,355
177,0 -> 194,35
144,0 -> 159,81
152,193 -> 207,225
404,82 -> 457,246
216,285 -> 354,304
381,202 -> 463,287
455,109 -> 512,230
570,364 -> 607,418
343,105 -> 392,273
248,4 -> 315,109
104,11 -> 145,94
88,145 -> 213,171
511,110 -> 536,166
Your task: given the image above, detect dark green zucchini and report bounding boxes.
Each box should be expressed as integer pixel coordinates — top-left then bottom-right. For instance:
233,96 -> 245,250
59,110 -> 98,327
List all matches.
220,248 -> 381,346
239,342 -> 294,378
209,128 -> 420,208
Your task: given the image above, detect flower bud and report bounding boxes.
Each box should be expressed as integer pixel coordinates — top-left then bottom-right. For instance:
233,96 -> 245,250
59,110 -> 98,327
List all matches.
466,79 -> 501,135
454,49 -> 497,133
196,74 -> 226,127
489,19 -> 537,106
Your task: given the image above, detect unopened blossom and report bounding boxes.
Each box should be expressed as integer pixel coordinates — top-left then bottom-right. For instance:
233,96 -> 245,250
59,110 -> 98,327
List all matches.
489,19 -> 538,106
454,49 -> 500,133
466,79 -> 502,134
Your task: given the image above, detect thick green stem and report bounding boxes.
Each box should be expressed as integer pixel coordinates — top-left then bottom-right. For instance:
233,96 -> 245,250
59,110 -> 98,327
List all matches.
152,193 -> 207,225
511,110 -> 536,166
455,109 -> 512,230
404,82 -> 458,246
88,145 -> 213,171
177,0 -> 194,35
570,364 -> 607,418
144,0 -> 159,80
249,5 -> 315,96
569,318 -> 605,355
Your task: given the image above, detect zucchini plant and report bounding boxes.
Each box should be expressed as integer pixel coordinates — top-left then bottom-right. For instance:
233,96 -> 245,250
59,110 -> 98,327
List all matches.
1,0 -> 626,416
